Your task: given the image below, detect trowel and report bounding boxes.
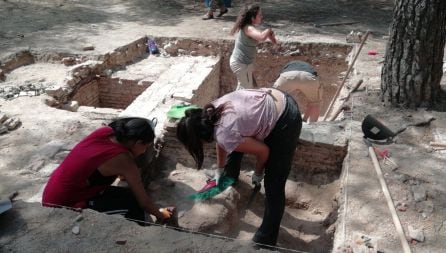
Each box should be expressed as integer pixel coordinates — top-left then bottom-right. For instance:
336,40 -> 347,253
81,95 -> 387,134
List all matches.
0,198 -> 12,214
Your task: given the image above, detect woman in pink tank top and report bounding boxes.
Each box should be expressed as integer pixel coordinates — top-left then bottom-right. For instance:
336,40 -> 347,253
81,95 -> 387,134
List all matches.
177,88 -> 302,247
42,117 -> 174,225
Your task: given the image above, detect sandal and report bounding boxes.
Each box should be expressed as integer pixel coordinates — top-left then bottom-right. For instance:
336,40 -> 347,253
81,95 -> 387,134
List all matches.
217,8 -> 228,18
202,14 -> 214,20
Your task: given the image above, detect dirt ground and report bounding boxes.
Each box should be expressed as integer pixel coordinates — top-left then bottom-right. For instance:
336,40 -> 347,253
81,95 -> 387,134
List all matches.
1,0 -> 446,253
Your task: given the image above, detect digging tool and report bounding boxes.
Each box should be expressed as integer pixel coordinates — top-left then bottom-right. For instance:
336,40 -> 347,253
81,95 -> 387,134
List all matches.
314,21 -> 360,28
328,79 -> 364,121
0,191 -> 17,215
362,114 -> 436,143
323,31 -> 370,121
429,141 -> 446,148
0,199 -> 12,214
363,138 -> 412,253
246,183 -> 261,209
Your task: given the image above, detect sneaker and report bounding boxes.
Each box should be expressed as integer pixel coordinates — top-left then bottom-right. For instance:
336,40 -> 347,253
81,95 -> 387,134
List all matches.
202,14 -> 214,20
217,8 -> 228,17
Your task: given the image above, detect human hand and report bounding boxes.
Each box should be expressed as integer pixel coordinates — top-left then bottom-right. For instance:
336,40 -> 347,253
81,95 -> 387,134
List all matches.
269,31 -> 278,44
271,35 -> 279,44
252,172 -> 264,186
157,207 -> 174,224
269,29 -> 274,36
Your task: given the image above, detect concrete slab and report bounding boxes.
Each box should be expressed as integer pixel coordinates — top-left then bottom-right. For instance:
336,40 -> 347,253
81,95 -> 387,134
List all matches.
112,55 -> 176,83
120,56 -> 219,136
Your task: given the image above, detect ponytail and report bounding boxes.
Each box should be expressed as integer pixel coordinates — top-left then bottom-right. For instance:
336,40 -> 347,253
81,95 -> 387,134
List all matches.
230,5 -> 260,35
176,103 -> 227,169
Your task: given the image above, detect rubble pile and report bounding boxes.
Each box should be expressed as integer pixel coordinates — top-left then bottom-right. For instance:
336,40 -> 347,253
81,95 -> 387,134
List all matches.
0,83 -> 46,100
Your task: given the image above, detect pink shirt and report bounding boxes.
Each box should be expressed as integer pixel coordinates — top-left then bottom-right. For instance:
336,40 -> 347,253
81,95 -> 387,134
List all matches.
212,89 -> 282,153
42,127 -> 129,208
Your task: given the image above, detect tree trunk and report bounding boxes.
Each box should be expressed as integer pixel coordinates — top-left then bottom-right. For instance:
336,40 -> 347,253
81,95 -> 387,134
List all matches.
381,0 -> 446,110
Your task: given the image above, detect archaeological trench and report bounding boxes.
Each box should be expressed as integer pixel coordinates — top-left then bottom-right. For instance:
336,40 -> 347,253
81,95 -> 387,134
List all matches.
0,37 -> 355,252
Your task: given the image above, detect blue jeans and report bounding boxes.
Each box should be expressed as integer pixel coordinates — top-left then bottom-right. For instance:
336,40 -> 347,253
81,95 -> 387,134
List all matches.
207,0 -> 224,11
224,91 -> 302,246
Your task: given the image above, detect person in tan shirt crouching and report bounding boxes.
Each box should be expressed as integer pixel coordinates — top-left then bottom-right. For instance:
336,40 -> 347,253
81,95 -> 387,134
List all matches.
273,60 -> 322,123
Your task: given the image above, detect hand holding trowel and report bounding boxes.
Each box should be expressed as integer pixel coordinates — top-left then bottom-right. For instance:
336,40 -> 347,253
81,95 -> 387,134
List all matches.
246,172 -> 263,209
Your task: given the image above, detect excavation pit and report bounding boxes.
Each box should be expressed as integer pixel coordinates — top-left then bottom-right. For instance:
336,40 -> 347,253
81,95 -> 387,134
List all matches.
112,37 -> 350,252
0,36 -> 352,252
67,37 -> 351,117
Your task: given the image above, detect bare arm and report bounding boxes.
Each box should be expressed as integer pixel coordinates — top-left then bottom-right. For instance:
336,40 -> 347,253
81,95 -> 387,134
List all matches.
98,153 -> 165,220
216,143 -> 227,169
244,26 -> 274,42
233,137 -> 269,175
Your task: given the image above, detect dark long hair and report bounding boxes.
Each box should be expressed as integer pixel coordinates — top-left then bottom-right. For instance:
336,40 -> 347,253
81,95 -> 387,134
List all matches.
230,5 -> 260,35
176,103 -> 226,169
108,117 -> 155,144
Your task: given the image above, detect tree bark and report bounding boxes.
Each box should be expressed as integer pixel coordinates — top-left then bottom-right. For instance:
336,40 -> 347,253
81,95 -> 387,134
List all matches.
381,0 -> 446,110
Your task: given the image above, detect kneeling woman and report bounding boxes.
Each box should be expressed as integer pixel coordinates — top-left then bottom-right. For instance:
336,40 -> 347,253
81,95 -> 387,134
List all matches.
42,117 -> 172,224
176,88 -> 302,246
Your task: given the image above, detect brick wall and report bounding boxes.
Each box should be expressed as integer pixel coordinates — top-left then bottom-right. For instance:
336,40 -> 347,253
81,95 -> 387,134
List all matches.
159,120 -> 347,186
292,141 -> 347,184
72,79 -> 100,107
152,37 -> 350,98
72,78 -> 150,109
98,78 -> 149,109
101,37 -> 148,70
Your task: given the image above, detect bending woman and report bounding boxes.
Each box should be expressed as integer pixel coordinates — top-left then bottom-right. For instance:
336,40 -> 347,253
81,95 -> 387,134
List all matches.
176,88 -> 302,246
42,117 -> 173,224
229,5 -> 278,90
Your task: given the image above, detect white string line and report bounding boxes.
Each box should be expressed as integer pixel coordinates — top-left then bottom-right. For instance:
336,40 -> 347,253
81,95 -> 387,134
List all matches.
340,92 -> 356,245
341,90 -> 355,246
41,201 -> 312,253
190,225 -> 201,253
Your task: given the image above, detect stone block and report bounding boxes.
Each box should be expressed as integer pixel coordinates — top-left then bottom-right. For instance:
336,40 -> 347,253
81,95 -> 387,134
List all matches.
45,85 -> 64,97
61,57 -> 77,66
42,95 -> 59,107
3,117 -> 21,130
82,45 -> 95,51
0,113 -> 7,123
62,101 -> 79,112
0,124 -> 7,134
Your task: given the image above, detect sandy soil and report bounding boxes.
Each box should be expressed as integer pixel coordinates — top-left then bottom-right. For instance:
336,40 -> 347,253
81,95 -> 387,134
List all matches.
1,0 -> 446,253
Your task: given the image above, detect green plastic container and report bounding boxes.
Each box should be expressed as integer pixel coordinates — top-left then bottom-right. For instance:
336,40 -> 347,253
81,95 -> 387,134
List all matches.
166,104 -> 199,119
